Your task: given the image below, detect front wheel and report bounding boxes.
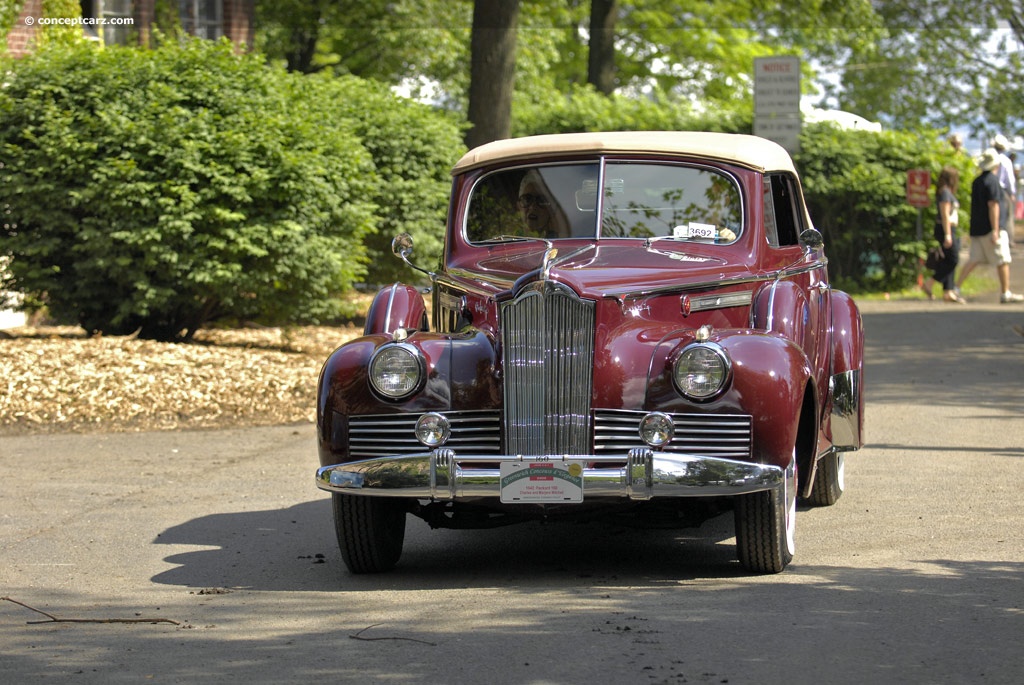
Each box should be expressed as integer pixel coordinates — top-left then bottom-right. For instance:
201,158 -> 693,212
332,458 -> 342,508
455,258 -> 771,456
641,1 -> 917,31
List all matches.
332,494 -> 407,574
734,459 -> 796,574
806,452 -> 845,506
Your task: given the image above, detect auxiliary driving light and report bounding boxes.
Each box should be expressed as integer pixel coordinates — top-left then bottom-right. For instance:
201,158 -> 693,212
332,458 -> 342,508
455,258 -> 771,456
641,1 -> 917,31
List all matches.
415,412 -> 451,447
639,412 -> 675,447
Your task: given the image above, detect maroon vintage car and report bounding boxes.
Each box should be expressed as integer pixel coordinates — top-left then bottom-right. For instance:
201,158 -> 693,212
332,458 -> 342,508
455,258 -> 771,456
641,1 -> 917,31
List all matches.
316,131 -> 864,574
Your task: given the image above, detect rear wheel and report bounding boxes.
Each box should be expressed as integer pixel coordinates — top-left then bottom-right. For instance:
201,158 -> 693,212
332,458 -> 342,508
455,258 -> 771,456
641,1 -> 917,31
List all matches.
806,452 -> 845,506
332,494 -> 407,573
735,458 -> 796,574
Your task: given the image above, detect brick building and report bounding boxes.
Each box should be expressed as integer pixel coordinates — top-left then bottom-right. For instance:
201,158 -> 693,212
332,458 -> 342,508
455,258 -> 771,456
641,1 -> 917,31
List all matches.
5,0 -> 254,57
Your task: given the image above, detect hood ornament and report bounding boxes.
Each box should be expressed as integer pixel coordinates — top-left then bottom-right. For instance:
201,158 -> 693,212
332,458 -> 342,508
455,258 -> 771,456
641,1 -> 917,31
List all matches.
541,247 -> 558,281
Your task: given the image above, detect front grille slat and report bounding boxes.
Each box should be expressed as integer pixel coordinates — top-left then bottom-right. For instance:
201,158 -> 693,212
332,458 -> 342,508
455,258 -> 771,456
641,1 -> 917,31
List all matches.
348,410 -> 502,459
501,284 -> 595,455
593,409 -> 753,459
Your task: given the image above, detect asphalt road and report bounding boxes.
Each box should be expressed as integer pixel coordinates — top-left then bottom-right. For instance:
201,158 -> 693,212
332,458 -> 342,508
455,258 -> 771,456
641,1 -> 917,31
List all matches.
2,294 -> 1023,684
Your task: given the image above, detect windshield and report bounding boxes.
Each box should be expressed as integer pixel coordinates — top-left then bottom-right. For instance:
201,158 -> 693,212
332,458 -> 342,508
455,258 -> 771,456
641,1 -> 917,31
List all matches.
465,161 -> 743,244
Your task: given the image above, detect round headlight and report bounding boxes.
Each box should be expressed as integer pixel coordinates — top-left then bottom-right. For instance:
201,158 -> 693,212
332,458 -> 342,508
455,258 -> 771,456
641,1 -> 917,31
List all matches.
639,412 -> 674,447
369,343 -> 424,399
415,412 -> 451,447
673,343 -> 730,400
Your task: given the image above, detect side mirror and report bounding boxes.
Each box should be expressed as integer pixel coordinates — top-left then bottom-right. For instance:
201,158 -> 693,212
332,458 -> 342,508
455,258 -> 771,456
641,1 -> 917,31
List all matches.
392,232 -> 415,260
391,233 -> 434,280
799,227 -> 824,253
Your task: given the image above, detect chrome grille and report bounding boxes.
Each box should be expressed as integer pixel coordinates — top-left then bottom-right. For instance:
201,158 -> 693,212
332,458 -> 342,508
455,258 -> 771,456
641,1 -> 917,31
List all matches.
500,283 -> 595,455
594,409 -> 753,459
349,411 -> 501,459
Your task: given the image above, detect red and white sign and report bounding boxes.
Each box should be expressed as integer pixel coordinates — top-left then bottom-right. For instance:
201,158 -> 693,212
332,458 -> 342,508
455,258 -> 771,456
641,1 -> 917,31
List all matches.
906,169 -> 931,208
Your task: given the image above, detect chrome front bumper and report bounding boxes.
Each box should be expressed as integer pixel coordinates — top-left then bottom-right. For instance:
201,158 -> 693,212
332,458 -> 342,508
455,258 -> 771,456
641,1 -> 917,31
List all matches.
316,448 -> 783,501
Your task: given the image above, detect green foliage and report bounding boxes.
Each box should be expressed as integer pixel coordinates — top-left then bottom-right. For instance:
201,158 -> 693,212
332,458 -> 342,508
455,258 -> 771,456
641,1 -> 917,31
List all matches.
1,39 -> 379,340
1,0 -> 24,51
302,74 -> 466,283
513,83 -> 750,136
794,123 -> 971,292
36,0 -> 86,49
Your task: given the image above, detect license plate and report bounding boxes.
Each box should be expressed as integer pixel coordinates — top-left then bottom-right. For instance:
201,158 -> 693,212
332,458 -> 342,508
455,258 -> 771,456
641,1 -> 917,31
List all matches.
499,460 -> 584,503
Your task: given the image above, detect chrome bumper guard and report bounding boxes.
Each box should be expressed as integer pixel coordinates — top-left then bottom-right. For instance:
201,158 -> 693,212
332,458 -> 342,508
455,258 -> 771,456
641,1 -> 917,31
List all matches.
316,448 -> 783,501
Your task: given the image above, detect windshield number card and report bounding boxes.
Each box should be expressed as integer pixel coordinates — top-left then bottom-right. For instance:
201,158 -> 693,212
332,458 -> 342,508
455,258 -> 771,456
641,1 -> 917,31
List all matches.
673,222 -> 717,240
500,460 -> 584,503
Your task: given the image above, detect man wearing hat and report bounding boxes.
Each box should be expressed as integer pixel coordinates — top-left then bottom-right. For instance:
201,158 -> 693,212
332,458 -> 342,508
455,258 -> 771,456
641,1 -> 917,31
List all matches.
992,134 -> 1016,242
956,148 -> 1024,303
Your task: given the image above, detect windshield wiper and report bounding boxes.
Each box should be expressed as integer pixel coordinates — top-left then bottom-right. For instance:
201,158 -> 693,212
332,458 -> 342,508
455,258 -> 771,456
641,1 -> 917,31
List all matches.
477,235 -> 553,246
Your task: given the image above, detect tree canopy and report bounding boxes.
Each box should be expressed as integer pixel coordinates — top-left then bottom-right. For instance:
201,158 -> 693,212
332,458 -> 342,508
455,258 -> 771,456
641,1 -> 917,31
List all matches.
254,0 -> 1023,139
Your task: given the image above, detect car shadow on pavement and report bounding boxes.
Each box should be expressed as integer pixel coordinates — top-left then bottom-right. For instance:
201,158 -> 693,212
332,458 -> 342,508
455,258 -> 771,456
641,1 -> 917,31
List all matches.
150,499 -> 750,592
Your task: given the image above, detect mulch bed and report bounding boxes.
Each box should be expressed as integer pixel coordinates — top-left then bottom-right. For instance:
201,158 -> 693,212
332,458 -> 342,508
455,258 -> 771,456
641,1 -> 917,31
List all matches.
0,325 -> 361,435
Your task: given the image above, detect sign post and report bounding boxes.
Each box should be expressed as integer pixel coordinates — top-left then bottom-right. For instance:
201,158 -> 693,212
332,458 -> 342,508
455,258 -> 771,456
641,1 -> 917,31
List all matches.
907,168 -> 932,287
906,168 -> 931,240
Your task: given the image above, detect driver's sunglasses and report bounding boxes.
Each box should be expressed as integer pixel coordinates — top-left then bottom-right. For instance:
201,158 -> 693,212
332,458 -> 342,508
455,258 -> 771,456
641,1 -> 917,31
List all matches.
517,194 -> 551,209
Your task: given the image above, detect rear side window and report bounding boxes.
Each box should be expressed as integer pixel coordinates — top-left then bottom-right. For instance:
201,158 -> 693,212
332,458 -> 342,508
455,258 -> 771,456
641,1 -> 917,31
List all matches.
764,174 -> 803,247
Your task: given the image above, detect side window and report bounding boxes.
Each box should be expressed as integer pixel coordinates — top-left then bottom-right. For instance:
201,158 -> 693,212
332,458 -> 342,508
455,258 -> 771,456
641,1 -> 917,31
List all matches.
767,174 -> 803,247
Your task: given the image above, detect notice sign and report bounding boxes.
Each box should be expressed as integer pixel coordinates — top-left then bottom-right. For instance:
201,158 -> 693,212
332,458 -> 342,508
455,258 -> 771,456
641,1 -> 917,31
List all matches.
500,460 -> 584,503
754,56 -> 802,153
906,169 -> 931,208
754,56 -> 801,116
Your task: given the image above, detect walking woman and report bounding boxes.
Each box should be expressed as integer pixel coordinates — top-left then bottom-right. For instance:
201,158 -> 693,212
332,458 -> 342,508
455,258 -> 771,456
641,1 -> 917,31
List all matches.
923,166 -> 966,303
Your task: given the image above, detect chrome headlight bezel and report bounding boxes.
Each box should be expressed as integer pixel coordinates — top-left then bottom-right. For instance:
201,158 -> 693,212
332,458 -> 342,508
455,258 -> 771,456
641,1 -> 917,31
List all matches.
672,341 -> 732,401
368,342 -> 426,400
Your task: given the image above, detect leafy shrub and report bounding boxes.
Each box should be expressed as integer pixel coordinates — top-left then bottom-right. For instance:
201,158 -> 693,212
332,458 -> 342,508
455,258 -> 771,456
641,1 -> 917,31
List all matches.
513,83 -> 751,136
795,124 -> 969,292
1,39 -> 378,340
307,75 -> 466,285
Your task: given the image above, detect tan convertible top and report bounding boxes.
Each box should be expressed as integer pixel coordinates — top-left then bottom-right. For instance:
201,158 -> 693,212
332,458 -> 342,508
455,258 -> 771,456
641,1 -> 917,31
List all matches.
453,131 -> 797,175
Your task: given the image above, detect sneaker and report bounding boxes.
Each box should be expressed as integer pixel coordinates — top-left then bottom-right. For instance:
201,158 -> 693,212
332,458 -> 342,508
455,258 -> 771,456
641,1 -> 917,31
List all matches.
999,292 -> 1024,303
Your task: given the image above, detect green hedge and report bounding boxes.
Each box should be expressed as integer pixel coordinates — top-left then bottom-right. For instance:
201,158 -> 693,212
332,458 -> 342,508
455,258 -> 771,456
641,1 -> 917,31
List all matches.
0,39 -> 461,339
795,124 -> 973,292
312,75 -> 465,283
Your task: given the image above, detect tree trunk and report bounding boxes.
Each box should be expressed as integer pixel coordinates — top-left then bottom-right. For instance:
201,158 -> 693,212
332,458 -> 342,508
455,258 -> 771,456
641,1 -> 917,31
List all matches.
587,0 -> 618,95
465,0 -> 521,150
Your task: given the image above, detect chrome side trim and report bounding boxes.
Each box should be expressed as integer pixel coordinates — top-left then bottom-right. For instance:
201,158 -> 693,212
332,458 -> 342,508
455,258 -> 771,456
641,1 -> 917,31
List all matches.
316,449 -> 784,501
828,369 -> 862,450
384,282 -> 399,333
688,290 -> 753,312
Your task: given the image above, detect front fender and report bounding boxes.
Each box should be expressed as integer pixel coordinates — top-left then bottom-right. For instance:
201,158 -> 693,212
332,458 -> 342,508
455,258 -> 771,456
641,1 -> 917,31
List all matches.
316,329 -> 499,466
647,330 -> 813,469
364,283 -> 428,336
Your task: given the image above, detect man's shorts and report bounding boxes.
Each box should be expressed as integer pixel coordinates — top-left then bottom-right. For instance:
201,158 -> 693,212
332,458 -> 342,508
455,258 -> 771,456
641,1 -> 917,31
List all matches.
968,231 -> 1012,266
